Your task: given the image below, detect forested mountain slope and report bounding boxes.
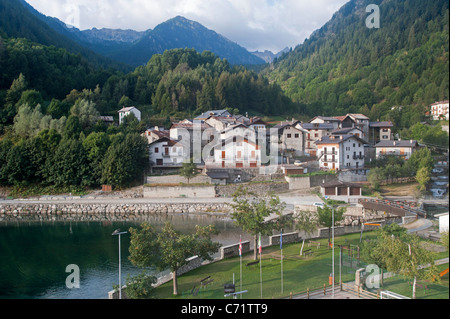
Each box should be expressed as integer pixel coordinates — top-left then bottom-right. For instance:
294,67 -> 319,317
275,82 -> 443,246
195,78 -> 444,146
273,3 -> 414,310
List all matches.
264,0 -> 449,128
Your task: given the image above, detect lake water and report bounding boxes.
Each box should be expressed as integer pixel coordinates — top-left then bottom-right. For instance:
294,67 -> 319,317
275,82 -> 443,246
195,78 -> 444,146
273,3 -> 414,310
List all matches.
0,215 -> 261,299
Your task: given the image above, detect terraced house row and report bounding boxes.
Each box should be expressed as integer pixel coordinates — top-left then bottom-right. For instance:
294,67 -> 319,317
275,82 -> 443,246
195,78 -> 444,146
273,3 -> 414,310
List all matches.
139,109 -> 418,174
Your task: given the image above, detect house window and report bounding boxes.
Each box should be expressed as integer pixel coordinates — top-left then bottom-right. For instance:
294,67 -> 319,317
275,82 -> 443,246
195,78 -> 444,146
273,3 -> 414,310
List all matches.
287,134 -> 292,138
154,147 -> 159,153
295,134 -> 299,138
315,133 -> 318,137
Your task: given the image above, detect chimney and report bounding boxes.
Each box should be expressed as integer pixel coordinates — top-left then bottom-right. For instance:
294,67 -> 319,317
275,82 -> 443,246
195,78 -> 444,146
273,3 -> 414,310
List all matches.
340,135 -> 344,140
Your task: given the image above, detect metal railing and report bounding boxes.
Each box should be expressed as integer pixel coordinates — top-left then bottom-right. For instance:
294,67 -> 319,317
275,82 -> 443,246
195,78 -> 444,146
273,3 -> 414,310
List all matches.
283,282 -> 379,299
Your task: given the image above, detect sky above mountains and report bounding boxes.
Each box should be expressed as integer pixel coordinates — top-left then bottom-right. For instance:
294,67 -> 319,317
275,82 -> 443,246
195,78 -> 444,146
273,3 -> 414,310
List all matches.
24,0 -> 348,53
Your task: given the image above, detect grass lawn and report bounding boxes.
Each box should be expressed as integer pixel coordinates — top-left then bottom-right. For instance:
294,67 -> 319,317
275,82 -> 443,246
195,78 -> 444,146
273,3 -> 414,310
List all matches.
379,264 -> 449,299
152,231 -> 449,299
153,232 -> 363,299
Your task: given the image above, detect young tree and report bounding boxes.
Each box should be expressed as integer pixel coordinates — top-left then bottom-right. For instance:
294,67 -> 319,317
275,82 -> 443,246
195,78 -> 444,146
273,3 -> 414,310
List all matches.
128,222 -> 220,296
416,166 -> 431,193
378,231 -> 439,299
317,205 -> 345,249
179,158 -> 198,184
158,222 -> 220,296
295,210 -> 319,255
231,187 -> 287,260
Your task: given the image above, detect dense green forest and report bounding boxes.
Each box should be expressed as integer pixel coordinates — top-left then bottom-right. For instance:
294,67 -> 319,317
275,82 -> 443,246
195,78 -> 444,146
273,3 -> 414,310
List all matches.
107,48 -> 299,118
265,0 -> 449,130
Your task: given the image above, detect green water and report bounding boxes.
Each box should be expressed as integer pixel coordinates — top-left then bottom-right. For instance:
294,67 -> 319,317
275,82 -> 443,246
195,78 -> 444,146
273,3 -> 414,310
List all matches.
0,215 -> 246,299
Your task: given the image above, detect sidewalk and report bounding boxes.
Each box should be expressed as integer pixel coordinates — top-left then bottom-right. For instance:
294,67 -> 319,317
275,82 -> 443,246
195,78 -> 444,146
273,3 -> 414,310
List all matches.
404,218 -> 434,233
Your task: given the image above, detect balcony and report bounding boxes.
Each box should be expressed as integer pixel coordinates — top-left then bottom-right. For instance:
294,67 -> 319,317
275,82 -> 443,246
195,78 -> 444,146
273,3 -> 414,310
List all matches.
322,151 -> 337,155
352,155 -> 364,160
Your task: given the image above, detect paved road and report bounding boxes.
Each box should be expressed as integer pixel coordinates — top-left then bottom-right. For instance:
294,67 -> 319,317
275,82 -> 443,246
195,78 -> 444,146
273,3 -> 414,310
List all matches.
404,218 -> 434,233
0,190 -> 324,207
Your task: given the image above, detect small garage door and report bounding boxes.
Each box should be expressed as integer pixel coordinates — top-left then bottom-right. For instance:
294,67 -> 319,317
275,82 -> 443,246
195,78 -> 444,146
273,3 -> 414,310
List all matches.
236,162 -> 243,168
324,187 -> 336,196
337,187 -> 348,196
350,187 -> 361,196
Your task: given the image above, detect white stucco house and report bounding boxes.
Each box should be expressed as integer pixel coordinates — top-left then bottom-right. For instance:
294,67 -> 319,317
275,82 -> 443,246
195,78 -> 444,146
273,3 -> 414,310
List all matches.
206,135 -> 261,168
118,107 -> 141,125
315,134 -> 367,171
436,213 -> 449,234
430,100 -> 449,121
149,137 -> 188,167
375,140 -> 419,160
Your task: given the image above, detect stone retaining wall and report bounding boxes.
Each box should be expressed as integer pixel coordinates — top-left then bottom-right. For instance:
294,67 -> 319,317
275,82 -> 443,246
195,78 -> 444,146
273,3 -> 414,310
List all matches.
269,231 -> 301,246
0,202 -> 232,222
220,241 -> 251,259
216,182 -> 289,197
143,185 -> 216,198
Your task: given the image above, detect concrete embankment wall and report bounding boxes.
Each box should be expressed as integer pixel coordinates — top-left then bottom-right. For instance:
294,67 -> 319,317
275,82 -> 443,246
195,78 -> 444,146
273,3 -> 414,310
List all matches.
143,185 -> 217,198
0,202 -> 232,222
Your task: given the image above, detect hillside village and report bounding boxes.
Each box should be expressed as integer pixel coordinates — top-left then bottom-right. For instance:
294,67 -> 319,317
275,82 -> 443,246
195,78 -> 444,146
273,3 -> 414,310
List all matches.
130,100 -> 450,194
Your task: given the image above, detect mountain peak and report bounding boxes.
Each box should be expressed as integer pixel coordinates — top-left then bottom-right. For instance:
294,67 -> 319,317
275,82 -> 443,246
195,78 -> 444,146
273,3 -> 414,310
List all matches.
157,15 -> 205,31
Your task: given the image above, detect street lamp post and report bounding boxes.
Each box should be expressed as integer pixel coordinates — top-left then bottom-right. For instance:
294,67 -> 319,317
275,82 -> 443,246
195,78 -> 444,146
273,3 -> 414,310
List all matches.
112,229 -> 127,299
324,196 -> 335,299
332,206 -> 335,298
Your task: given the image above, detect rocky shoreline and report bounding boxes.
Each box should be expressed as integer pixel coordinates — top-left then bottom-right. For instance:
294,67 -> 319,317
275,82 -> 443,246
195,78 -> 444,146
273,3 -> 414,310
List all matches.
0,202 -> 232,222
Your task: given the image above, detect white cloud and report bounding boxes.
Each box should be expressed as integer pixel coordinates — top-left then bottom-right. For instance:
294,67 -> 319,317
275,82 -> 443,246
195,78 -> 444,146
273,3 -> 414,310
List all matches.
24,0 -> 348,53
